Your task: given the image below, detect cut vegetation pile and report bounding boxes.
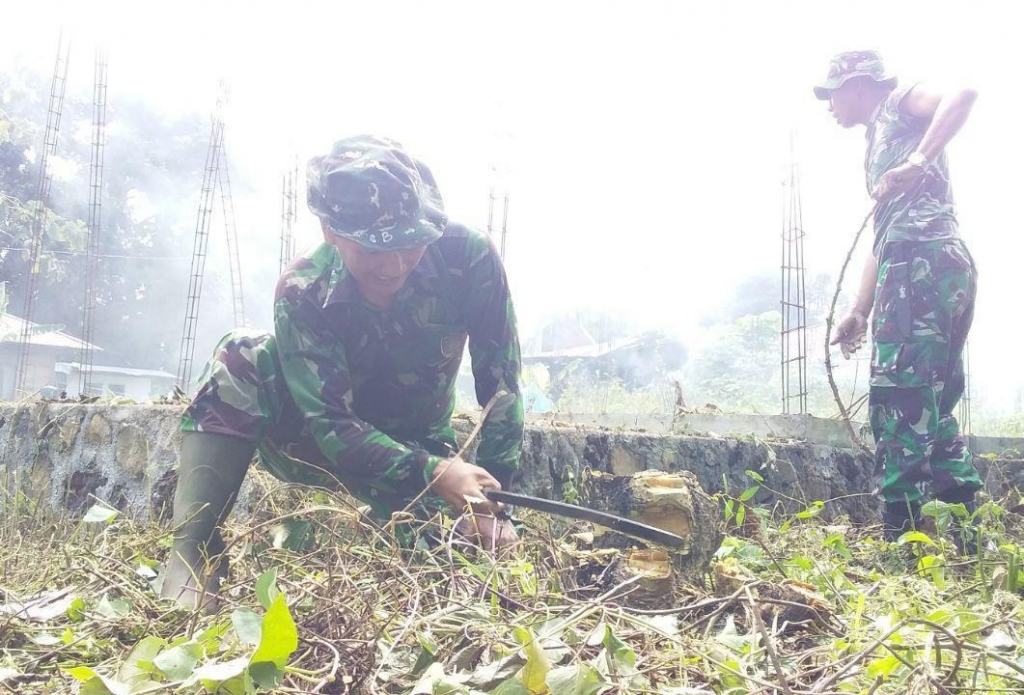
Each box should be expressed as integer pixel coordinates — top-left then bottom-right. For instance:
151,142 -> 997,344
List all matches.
0,470 -> 1022,695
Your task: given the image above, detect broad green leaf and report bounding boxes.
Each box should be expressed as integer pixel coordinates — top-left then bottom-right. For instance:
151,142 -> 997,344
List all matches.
255,568 -> 280,610
918,555 -> 946,589
65,666 -> 100,683
96,595 -> 131,619
250,593 -> 298,669
602,626 -> 636,672
585,622 -> 607,647
547,664 -> 604,695
898,531 -> 937,547
83,504 -> 119,523
188,656 -> 249,684
513,627 -> 551,694
118,636 -> 166,686
745,470 -> 765,483
63,667 -> 130,695
249,661 -> 284,689
153,641 -> 203,681
490,678 -> 531,695
866,653 -> 902,679
739,485 -> 759,502
232,608 -> 262,647
735,505 -> 746,526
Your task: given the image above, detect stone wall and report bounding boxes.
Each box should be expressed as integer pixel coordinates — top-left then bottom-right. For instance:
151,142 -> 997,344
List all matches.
1,402 -> 1021,525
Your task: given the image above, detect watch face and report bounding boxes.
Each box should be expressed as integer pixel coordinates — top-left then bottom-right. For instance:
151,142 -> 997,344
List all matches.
909,152 -> 927,167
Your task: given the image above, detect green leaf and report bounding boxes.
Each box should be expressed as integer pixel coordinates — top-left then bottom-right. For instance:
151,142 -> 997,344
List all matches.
67,597 -> 87,622
255,568 -> 280,610
249,661 -> 284,689
898,531 -> 937,547
513,627 -> 551,694
547,664 -> 604,695
83,504 -> 119,523
735,505 -> 746,527
251,593 -> 298,669
153,641 -> 203,681
602,625 -> 636,672
918,555 -> 946,589
188,656 -> 249,685
745,469 -> 765,483
118,636 -> 166,687
739,485 -> 760,502
63,667 -> 130,695
585,622 -> 607,647
490,678 -> 531,695
795,501 -> 825,519
96,595 -> 131,619
866,653 -> 903,679
232,608 -> 262,647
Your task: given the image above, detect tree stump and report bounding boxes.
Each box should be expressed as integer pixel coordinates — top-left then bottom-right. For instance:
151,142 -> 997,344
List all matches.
580,469 -> 723,607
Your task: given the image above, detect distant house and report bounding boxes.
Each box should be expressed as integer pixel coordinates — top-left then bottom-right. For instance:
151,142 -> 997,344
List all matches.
0,310 -> 97,401
54,362 -> 177,400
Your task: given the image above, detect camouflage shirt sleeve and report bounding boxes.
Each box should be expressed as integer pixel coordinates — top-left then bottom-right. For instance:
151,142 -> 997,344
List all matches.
461,234 -> 525,486
274,278 -> 443,496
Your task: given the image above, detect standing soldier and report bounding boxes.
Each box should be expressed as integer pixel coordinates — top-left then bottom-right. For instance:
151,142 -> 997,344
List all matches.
818,51 -> 983,546
162,135 -> 524,608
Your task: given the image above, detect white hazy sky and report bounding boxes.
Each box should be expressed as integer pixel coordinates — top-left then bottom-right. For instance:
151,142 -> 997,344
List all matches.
3,1 -> 1023,410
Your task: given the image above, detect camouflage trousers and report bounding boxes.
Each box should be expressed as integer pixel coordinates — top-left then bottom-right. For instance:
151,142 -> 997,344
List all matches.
181,329 -> 455,521
869,239 -> 983,505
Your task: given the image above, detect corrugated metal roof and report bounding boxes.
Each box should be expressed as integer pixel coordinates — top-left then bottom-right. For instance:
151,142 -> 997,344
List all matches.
0,313 -> 100,351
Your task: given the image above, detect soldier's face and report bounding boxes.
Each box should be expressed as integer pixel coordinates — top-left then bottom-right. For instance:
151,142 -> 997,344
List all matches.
329,232 -> 428,301
827,80 -> 863,128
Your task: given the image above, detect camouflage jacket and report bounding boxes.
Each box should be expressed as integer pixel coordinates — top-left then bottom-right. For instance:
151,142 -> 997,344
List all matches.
274,223 -> 524,491
866,83 -> 960,256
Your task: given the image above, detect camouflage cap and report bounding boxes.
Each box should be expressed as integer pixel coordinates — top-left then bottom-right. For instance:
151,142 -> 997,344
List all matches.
307,135 -> 447,250
814,50 -> 896,100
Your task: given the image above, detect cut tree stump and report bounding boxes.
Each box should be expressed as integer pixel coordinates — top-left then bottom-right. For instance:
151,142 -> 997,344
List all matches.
580,469 -> 723,607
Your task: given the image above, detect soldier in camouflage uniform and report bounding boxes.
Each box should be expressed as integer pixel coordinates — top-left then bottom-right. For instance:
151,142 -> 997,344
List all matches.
162,135 -> 524,608
817,51 -> 983,544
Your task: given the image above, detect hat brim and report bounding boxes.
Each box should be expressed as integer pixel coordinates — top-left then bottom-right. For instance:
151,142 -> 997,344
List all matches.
327,218 -> 445,251
814,72 -> 897,100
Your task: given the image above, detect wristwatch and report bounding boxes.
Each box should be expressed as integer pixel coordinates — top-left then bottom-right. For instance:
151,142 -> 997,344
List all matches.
907,151 -> 928,169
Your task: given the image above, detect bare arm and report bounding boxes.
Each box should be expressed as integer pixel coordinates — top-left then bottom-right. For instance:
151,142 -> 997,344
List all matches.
831,254 -> 878,358
902,83 -> 979,162
872,84 -> 978,200
851,253 -> 879,317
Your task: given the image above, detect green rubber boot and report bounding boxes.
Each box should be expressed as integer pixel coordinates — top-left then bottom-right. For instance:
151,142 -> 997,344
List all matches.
161,432 -> 253,610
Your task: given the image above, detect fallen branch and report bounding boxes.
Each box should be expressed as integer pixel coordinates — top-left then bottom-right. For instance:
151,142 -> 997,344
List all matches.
823,204 -> 877,458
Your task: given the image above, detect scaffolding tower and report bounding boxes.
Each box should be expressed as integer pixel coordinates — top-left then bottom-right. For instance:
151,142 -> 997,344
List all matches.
176,89 -> 226,389
218,146 -> 245,328
14,35 -> 71,396
279,164 -> 297,274
79,48 -> 108,396
781,143 -> 808,414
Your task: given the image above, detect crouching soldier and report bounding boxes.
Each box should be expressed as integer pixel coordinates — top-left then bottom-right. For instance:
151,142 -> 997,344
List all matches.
162,135 -> 524,608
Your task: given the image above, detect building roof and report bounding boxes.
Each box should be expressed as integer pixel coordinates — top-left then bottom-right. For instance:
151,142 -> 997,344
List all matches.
54,362 -> 176,380
0,312 -> 99,352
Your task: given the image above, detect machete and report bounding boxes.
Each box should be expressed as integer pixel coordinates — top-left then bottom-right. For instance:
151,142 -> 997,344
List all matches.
483,489 -> 686,549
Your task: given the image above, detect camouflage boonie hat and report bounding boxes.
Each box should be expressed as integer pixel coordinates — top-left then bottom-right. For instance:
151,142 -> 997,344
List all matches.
307,134 -> 447,250
814,50 -> 896,100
